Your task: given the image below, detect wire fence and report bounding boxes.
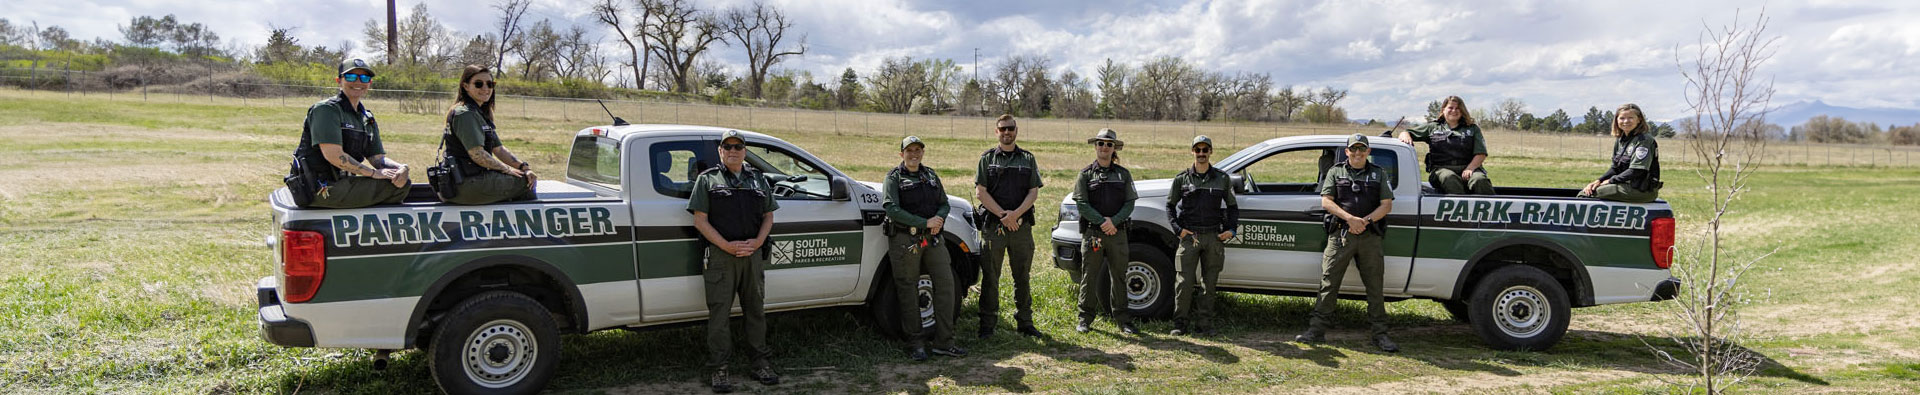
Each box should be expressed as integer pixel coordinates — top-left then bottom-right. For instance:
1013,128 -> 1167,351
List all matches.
3,64 -> 1917,168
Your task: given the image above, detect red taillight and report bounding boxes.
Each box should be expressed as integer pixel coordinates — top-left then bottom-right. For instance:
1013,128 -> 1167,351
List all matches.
282,230 -> 327,303
1650,217 -> 1675,269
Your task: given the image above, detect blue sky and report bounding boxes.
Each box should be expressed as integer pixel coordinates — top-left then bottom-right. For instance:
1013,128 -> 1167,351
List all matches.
5,0 -> 1916,122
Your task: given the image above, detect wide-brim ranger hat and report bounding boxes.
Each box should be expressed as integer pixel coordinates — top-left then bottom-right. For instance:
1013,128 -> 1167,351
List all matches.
1191,135 -> 1214,149
338,58 -> 375,77
1346,133 -> 1370,149
1086,128 -> 1124,150
900,135 -> 925,151
720,130 -> 746,144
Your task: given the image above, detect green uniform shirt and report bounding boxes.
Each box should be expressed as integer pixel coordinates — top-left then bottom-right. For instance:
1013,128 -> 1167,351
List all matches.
1165,166 -> 1239,233
1319,163 -> 1397,200
881,165 -> 951,229
1618,133 -> 1656,171
302,92 -> 386,155
686,165 -> 780,214
449,103 -> 495,151
1073,162 -> 1137,223
1404,121 -> 1489,155
973,146 -> 1043,189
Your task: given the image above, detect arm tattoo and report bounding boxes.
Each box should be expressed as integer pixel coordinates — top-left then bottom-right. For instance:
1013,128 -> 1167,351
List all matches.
496,148 -> 525,169
467,147 -> 513,172
336,154 -> 378,176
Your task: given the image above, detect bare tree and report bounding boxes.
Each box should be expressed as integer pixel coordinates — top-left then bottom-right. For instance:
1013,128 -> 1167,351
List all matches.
865,56 -> 931,114
592,0 -> 649,89
554,25 -> 605,80
1493,98 -> 1528,129
721,1 -> 806,99
641,0 -> 727,93
493,0 -> 531,72
1649,9 -> 1780,394
513,19 -> 561,80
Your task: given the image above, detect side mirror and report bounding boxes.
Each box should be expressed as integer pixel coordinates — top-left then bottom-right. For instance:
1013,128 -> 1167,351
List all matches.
1229,174 -> 1250,194
830,177 -> 851,201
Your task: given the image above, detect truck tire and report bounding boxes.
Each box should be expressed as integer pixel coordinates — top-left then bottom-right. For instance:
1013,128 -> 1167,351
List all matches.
1122,243 -> 1176,320
428,291 -> 560,395
948,245 -> 976,311
1442,300 -> 1471,323
865,264 -> 939,341
1467,265 -> 1571,351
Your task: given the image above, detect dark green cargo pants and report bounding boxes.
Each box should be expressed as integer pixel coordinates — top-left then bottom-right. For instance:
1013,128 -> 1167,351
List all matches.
445,171 -> 536,205
1430,165 -> 1495,195
979,221 -> 1036,329
887,232 -> 956,349
1309,231 -> 1389,336
1079,229 -> 1131,326
309,176 -> 408,209
704,244 -> 771,370
1583,184 -> 1658,203
1173,227 -> 1225,330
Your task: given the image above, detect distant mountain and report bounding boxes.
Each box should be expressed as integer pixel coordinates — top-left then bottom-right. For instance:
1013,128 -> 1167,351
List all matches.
1768,100 -> 1920,128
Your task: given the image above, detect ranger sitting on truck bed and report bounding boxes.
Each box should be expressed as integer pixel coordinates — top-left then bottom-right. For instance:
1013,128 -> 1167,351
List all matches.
1050,134 -> 1681,351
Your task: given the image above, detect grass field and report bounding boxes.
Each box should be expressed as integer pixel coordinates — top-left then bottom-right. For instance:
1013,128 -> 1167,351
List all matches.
2,87 -> 1918,394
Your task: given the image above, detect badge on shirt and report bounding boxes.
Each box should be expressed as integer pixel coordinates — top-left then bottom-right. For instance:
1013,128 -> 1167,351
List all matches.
1634,147 -> 1649,160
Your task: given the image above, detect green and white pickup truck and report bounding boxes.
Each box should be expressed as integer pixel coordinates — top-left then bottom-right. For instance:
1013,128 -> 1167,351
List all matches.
256,125 -> 982,393
1049,134 -> 1680,350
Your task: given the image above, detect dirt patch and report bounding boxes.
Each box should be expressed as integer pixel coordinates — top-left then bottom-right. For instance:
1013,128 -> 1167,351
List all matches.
1298,369 -> 1648,394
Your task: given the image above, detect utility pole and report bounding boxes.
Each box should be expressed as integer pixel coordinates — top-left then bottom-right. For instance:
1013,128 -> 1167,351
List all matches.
386,0 -> 398,63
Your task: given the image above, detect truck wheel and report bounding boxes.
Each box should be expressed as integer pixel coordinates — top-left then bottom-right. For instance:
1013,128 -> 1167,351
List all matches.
947,245 -> 976,311
865,265 -> 938,341
1442,300 -> 1471,323
1122,243 -> 1176,320
428,291 -> 560,395
1467,266 -> 1571,351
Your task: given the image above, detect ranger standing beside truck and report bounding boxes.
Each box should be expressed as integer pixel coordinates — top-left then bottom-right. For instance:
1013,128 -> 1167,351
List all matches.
883,136 -> 968,361
974,114 -> 1045,338
1297,134 -> 1399,352
1072,129 -> 1139,335
687,130 -> 781,392
1166,135 -> 1237,336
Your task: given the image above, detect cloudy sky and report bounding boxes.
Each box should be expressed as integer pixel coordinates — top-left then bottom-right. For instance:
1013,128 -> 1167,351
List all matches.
6,0 -> 1916,121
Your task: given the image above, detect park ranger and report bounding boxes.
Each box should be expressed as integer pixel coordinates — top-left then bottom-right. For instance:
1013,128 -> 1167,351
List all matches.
290,58 -> 410,208
442,65 -> 537,205
687,130 -> 780,392
1297,133 -> 1399,352
1165,135 -> 1238,336
882,136 -> 968,361
1396,95 -> 1495,194
974,114 -> 1045,338
1072,129 -> 1139,335
1580,103 -> 1663,203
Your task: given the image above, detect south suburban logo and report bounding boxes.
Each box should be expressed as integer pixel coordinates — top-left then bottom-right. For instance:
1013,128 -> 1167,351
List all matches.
1227,223 -> 1298,248
772,237 -> 848,265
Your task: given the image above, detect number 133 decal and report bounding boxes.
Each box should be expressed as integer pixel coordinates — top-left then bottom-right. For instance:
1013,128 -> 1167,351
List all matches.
860,193 -> 881,204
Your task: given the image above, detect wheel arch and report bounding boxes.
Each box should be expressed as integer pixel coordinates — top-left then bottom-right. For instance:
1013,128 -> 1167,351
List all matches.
405,255 -> 589,349
1450,238 -> 1595,307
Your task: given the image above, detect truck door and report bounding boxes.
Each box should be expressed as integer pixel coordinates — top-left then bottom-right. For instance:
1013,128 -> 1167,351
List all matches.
741,142 -> 866,306
1218,146 -> 1338,290
1328,145 -> 1417,295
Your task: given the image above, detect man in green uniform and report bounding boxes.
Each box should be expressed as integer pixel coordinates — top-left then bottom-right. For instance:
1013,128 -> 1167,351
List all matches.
974,114 -> 1044,338
1165,135 -> 1237,336
1580,104 -> 1662,203
290,58 -> 410,208
1073,129 -> 1140,335
1297,134 -> 1399,352
687,130 -> 780,392
1396,96 -> 1494,194
883,136 -> 968,361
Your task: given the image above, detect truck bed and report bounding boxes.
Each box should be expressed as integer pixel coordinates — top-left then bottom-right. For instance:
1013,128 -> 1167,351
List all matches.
269,180 -> 613,210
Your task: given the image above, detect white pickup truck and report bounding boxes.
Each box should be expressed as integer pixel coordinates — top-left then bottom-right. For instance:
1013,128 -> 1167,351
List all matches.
1049,134 -> 1680,351
256,125 -> 981,393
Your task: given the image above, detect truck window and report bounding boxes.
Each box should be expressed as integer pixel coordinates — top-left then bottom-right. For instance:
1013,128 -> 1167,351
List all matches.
567,136 -> 622,191
649,140 -> 716,199
745,145 -> 833,200
1235,148 -> 1327,194
1331,148 -> 1401,190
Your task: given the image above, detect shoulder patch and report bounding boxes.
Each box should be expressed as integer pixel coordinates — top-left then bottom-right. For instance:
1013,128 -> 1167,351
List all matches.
1634,147 -> 1649,160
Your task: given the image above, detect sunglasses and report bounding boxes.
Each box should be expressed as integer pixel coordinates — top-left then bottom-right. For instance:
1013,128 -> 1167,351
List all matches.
1094,141 -> 1116,148
340,73 -> 374,83
469,80 -> 497,89
1193,147 -> 1212,153
997,126 -> 1017,132
720,143 -> 746,151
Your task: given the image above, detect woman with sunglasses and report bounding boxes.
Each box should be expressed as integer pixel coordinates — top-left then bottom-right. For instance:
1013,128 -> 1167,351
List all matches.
287,58 -> 410,208
440,65 -> 537,205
